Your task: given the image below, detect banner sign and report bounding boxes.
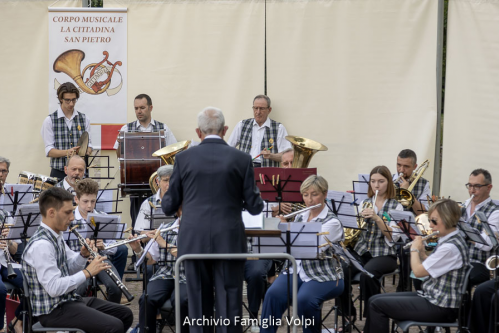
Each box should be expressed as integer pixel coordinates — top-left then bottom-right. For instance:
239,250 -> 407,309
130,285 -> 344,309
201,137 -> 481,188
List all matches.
48,8 -> 127,150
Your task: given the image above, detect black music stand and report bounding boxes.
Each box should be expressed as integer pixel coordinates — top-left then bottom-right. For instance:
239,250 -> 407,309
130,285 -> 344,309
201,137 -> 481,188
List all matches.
255,167 -> 317,214
1,185 -> 35,215
9,204 -> 42,249
96,188 -> 123,215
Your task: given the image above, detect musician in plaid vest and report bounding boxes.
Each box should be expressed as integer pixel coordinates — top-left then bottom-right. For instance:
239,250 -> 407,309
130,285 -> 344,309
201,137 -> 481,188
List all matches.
461,168 -> 499,286
54,155 -> 86,197
41,82 -> 92,181
227,95 -> 291,168
129,217 -> 188,333
260,175 -> 344,333
113,94 -> 177,153
0,156 -> 9,196
339,166 -> 404,320
68,178 -> 127,304
22,187 -> 133,333
364,199 -> 470,333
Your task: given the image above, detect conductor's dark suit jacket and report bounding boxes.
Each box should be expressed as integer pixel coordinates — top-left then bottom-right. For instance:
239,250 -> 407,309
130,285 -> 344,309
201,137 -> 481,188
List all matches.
162,137 -> 264,256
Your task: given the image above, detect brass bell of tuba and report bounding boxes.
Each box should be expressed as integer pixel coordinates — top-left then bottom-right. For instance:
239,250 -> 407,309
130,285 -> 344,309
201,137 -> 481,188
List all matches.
285,136 -> 328,168
149,140 -> 191,194
395,159 -> 430,210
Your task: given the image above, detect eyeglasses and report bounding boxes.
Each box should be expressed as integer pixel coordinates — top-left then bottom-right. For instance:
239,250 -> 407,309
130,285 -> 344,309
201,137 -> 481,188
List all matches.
430,218 -> 438,226
0,170 -> 8,174
252,107 -> 268,111
465,183 -> 490,190
63,98 -> 78,104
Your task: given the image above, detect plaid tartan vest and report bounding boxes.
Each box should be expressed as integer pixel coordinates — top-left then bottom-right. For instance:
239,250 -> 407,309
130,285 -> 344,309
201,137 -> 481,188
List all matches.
126,120 -> 165,132
150,221 -> 186,283
462,200 -> 499,264
0,209 -> 9,224
23,226 -> 76,316
49,111 -> 87,171
421,233 -> 470,308
354,198 -> 400,257
294,210 -> 344,282
238,118 -> 280,167
66,210 -> 106,252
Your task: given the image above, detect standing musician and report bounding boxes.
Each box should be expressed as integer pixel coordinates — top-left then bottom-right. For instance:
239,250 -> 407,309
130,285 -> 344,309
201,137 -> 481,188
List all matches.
364,199 -> 470,333
227,95 -> 291,168
41,82 -> 92,182
134,165 -> 173,232
54,155 -> 86,196
22,187 -> 133,333
68,178 -> 126,304
339,166 -> 403,321
461,168 -> 499,286
260,175 -> 344,333
128,212 -> 189,333
162,107 -> 264,333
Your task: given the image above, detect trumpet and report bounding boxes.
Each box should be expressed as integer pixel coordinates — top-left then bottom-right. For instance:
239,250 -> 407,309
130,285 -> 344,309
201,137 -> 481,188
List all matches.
103,225 -> 179,250
70,226 -> 134,302
282,203 -> 322,219
403,231 -> 440,249
485,255 -> 499,271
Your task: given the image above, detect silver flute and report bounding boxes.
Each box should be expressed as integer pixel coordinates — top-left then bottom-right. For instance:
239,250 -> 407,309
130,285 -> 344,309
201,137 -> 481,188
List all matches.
283,203 -> 323,219
70,226 -> 134,302
403,231 -> 440,249
103,225 -> 179,250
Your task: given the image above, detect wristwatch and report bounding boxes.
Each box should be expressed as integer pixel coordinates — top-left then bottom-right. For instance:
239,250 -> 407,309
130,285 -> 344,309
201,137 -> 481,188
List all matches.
410,248 -> 420,253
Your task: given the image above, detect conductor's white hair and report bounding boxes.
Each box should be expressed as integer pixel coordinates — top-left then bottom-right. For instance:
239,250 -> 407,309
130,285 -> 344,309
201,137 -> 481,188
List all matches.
198,107 -> 225,134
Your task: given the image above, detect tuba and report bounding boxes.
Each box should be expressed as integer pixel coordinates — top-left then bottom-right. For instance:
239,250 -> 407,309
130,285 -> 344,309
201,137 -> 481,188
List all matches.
285,136 -> 328,168
395,159 -> 430,210
149,141 -> 191,194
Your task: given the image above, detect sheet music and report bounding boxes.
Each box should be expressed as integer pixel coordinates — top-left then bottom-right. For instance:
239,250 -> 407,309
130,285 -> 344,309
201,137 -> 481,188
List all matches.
86,213 -> 124,239
388,210 -> 422,241
458,221 -> 487,245
1,184 -> 34,213
96,189 -> 115,213
331,243 -> 374,278
252,222 -> 322,259
9,204 -> 42,240
242,211 -> 263,229
352,173 -> 369,204
326,191 -> 358,229
475,211 -> 499,247
136,223 -> 165,269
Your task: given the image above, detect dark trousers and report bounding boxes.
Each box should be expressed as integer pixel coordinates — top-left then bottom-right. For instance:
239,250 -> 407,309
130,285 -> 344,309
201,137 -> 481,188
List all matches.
364,292 -> 457,333
38,297 -> 133,333
338,252 -> 397,318
138,279 -> 189,333
0,267 -> 23,329
130,196 -> 144,265
244,259 -> 273,318
470,262 -> 490,287
49,168 -> 66,183
75,260 -> 122,303
470,279 -> 499,333
184,259 -> 245,333
109,244 -> 128,280
260,273 -> 344,333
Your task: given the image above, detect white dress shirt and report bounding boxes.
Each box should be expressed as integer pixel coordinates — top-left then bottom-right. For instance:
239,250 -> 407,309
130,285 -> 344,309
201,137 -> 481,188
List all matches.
422,230 -> 464,278
463,196 -> 499,251
135,191 -> 163,232
227,118 -> 291,163
113,119 -> 177,149
73,208 -> 117,256
286,205 -> 343,282
41,106 -> 92,156
360,198 -> 404,246
23,222 -> 87,297
148,219 -> 180,261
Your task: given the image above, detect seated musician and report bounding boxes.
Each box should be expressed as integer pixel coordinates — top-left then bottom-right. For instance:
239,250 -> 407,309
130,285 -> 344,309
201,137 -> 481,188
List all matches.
364,199 -> 471,333
128,210 -> 188,333
461,168 -> 499,286
22,187 -> 133,333
68,178 -> 126,304
54,155 -> 86,196
269,148 -> 294,217
338,166 -> 403,322
469,277 -> 499,333
260,175 -> 344,333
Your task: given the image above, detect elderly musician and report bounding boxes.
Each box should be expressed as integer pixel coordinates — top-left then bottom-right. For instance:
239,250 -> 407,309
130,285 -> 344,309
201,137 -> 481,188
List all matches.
22,187 -> 133,333
260,175 -> 344,333
461,168 -> 499,287
54,155 -> 86,196
41,82 -> 92,181
339,166 -> 403,321
227,95 -> 291,168
364,199 -> 470,333
128,213 -> 189,333
67,178 -> 124,304
0,157 -> 9,197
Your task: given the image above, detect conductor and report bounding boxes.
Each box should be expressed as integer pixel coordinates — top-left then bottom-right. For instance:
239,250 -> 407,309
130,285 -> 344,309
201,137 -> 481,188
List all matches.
162,107 -> 264,333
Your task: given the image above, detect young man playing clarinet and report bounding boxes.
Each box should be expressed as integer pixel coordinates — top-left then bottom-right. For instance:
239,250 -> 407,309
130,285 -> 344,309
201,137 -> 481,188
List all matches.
22,187 -> 133,332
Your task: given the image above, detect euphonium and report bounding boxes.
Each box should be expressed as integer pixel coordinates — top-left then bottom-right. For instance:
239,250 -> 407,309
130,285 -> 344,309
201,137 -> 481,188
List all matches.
285,136 -> 328,168
395,159 -> 430,210
344,191 -> 378,248
485,255 -> 499,271
149,141 -> 191,194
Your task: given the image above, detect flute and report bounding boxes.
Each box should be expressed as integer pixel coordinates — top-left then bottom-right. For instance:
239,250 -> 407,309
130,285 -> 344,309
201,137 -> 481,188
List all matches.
283,203 -> 322,219
403,231 -> 440,249
103,225 -> 179,250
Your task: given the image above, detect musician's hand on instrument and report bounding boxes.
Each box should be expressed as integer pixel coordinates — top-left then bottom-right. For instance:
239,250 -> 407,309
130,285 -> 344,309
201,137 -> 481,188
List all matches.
96,239 -> 105,251
68,146 -> 81,156
411,236 -> 424,252
0,240 -> 7,250
399,177 -> 410,189
260,149 -> 271,160
281,203 -> 293,215
86,255 -> 110,276
127,235 -> 142,252
362,208 -> 378,221
1,228 -> 9,238
278,215 -> 288,223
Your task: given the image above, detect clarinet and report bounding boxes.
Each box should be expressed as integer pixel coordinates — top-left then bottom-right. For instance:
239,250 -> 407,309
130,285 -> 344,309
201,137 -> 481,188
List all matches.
70,226 -> 134,302
1,222 -> 16,279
